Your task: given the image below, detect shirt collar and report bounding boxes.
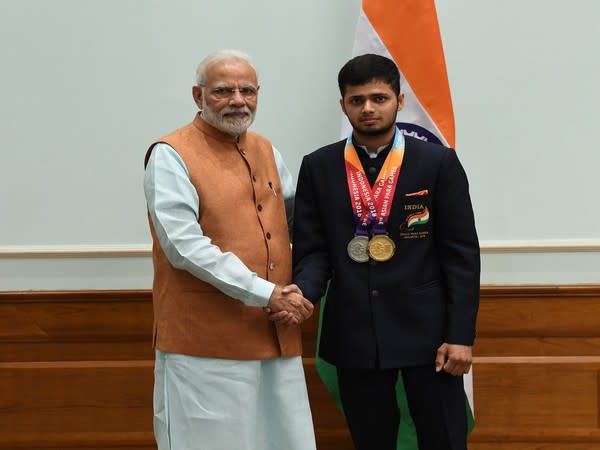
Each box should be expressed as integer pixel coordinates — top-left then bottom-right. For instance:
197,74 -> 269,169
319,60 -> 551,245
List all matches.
355,143 -> 391,159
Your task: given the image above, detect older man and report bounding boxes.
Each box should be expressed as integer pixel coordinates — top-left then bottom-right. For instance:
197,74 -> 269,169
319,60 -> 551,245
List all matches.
144,49 -> 316,450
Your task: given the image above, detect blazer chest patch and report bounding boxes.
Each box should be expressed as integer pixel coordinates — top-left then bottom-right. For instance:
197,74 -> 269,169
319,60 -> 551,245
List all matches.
399,193 -> 431,239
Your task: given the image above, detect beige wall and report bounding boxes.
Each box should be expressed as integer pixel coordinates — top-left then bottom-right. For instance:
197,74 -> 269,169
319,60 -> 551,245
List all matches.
0,0 -> 599,289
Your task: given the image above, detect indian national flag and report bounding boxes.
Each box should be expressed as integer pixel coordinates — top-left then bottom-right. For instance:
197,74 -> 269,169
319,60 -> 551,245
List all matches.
322,1 -> 476,448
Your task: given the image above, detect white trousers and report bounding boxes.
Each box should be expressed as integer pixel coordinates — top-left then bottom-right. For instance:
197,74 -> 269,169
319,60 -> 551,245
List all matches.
153,350 -> 316,450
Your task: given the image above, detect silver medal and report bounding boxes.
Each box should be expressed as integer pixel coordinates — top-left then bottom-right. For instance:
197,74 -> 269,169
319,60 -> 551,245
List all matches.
347,235 -> 370,263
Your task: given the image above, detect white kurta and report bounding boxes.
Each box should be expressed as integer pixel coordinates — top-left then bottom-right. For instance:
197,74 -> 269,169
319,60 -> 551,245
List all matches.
145,143 -> 316,450
154,351 -> 315,450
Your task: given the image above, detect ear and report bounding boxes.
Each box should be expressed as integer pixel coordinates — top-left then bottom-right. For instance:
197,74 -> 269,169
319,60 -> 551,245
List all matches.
397,92 -> 405,111
192,85 -> 203,110
339,98 -> 347,115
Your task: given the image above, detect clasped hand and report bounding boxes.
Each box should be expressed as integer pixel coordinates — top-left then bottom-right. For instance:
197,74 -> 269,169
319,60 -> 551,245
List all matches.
264,284 -> 314,326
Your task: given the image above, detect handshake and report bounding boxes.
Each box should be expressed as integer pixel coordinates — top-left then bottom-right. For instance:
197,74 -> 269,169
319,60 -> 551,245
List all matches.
264,284 -> 314,326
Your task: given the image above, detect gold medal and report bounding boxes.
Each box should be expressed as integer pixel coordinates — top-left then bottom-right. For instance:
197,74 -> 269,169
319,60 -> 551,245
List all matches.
368,234 -> 395,262
347,235 -> 370,263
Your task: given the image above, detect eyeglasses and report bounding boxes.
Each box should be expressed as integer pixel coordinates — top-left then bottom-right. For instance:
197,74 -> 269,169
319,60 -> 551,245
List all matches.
200,84 -> 258,100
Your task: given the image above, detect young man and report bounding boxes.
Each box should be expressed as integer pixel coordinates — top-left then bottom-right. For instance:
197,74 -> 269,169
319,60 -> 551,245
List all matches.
144,49 -> 315,450
291,54 -> 480,450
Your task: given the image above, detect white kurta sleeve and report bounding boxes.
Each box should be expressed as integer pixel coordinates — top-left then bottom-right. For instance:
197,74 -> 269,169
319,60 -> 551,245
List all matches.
144,143 -> 275,307
272,145 -> 295,234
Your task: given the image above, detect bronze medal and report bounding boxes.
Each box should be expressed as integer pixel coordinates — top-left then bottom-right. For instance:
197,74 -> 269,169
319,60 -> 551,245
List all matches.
368,234 -> 395,262
347,235 -> 370,263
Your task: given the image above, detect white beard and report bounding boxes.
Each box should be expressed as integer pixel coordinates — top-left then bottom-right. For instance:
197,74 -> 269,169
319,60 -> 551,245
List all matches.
201,97 -> 255,136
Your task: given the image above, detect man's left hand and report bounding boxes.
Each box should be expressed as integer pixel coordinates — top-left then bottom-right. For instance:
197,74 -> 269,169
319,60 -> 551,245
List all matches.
435,343 -> 473,376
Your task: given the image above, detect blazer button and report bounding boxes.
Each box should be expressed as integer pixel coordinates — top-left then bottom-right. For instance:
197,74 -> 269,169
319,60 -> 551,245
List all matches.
269,262 -> 276,270
252,175 -> 257,182
368,166 -> 377,174
266,232 -> 271,240
371,289 -> 380,297
239,148 -> 246,155
257,204 -> 263,212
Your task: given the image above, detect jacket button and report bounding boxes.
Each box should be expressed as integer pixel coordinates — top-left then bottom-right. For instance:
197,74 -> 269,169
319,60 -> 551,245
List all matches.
269,263 -> 276,270
257,204 -> 263,212
252,175 -> 257,182
368,166 -> 377,174
371,290 -> 380,297
266,232 -> 271,240
239,148 -> 246,155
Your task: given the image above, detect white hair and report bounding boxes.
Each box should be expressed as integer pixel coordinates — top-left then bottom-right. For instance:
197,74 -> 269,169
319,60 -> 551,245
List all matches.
195,49 -> 258,86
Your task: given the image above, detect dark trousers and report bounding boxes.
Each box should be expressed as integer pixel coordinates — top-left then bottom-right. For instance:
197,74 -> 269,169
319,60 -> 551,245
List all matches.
337,365 -> 467,450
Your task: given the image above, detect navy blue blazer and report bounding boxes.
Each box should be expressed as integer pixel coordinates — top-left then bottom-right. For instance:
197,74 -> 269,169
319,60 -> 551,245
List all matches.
292,136 -> 480,369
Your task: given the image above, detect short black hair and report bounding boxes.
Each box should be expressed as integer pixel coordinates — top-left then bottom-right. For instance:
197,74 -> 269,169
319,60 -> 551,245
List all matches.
338,53 -> 401,97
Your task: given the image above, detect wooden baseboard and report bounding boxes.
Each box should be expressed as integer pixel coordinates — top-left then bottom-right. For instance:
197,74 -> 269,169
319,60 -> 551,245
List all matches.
0,432 -> 155,449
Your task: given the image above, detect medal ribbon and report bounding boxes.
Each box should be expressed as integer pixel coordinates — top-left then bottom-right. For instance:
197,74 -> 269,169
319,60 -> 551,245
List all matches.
344,129 -> 405,236
346,169 -> 370,236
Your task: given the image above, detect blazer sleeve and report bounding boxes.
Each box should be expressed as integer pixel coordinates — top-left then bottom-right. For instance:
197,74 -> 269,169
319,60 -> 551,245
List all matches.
434,148 -> 481,345
292,155 -> 331,304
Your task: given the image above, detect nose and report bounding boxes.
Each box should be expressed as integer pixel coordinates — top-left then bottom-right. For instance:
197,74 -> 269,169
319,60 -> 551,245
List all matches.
362,100 -> 375,113
229,90 -> 246,107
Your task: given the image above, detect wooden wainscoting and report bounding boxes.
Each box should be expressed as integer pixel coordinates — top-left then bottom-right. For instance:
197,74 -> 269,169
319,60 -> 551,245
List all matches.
1,286 -> 600,450
0,291 -> 156,450
0,291 -> 350,450
470,286 -> 600,450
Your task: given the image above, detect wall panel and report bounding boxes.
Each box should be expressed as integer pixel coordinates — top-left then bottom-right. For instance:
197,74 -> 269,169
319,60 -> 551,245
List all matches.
470,286 -> 600,450
1,286 -> 600,449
